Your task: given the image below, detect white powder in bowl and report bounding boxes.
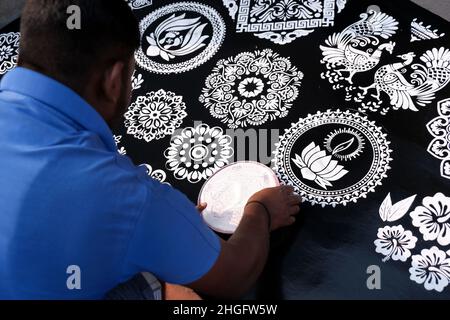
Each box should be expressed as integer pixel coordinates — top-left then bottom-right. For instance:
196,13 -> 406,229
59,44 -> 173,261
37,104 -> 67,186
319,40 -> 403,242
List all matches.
198,161 -> 279,234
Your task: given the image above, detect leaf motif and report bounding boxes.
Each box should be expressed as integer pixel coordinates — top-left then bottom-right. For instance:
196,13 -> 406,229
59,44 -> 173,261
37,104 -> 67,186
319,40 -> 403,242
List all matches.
332,137 -> 354,155
379,193 -> 392,222
387,195 -> 417,222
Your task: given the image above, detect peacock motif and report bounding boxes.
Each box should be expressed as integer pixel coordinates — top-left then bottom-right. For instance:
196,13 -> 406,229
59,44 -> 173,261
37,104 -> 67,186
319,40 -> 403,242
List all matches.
360,47 -> 450,111
320,10 -> 398,84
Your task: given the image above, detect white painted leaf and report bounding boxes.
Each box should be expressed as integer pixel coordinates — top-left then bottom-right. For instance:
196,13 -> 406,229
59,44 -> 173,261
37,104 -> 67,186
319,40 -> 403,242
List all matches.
379,193 -> 392,222
387,195 -> 417,222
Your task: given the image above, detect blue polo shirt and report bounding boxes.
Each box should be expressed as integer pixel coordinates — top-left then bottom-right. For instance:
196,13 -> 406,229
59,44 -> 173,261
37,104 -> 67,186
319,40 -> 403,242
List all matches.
0,67 -> 221,299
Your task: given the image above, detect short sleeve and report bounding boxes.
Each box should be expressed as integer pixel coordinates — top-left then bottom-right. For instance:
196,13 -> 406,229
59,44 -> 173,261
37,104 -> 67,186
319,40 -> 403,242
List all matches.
124,180 -> 221,285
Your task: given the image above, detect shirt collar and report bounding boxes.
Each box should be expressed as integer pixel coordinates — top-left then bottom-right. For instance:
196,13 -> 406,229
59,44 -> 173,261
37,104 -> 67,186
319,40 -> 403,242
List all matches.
0,67 -> 117,151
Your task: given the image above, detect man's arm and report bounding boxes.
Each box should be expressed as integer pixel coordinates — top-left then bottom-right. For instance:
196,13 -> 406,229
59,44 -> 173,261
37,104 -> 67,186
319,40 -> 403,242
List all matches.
188,186 -> 301,298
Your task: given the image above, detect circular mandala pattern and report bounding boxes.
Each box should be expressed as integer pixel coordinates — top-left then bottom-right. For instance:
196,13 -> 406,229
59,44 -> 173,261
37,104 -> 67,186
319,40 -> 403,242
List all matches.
272,109 -> 392,207
164,124 -> 234,183
199,49 -> 303,128
0,32 -> 20,75
124,89 -> 187,142
135,2 -> 226,74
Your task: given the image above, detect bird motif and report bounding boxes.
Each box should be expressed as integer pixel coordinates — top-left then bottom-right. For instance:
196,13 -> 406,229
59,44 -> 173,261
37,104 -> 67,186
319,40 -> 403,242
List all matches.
360,48 -> 450,111
320,10 -> 398,84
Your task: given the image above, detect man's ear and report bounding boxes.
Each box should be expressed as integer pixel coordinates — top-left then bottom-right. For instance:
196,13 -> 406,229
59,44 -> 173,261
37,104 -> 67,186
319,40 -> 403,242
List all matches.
102,60 -> 125,106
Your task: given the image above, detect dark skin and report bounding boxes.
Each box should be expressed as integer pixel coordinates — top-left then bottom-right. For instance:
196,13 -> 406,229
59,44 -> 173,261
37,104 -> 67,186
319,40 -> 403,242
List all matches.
21,54 -> 302,299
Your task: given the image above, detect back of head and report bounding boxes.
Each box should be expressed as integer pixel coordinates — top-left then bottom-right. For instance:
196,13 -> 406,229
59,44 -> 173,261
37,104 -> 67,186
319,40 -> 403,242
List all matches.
18,0 -> 140,91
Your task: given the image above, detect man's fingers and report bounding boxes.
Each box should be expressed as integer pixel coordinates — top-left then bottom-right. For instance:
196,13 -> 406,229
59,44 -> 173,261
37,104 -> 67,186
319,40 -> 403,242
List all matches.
281,185 -> 295,194
288,194 -> 302,205
288,205 -> 300,216
196,202 -> 207,212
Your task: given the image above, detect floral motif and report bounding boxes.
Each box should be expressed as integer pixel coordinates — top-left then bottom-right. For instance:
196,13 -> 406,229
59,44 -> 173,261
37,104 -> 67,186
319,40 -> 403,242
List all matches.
238,77 -> 264,98
272,109 -> 392,207
427,98 -> 450,179
131,72 -> 144,91
199,49 -> 303,128
146,14 -> 209,62
126,0 -> 152,10
113,135 -> 127,155
124,89 -> 187,143
410,193 -> 450,246
140,164 -> 169,184
222,0 -> 238,20
135,2 -> 225,74
164,124 -> 234,183
0,32 -> 20,75
292,142 -> 348,189
409,246 -> 450,292
374,225 -> 418,262
378,193 -> 417,222
235,0 -> 347,45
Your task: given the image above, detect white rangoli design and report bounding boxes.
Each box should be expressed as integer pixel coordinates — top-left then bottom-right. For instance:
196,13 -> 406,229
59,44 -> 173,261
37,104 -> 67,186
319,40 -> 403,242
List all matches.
323,128 -> 365,161
320,10 -> 450,115
135,2 -> 226,74
113,135 -> 127,155
378,193 -> 417,222
131,72 -> 144,91
199,49 -> 303,129
164,124 -> 234,183
126,0 -> 152,10
320,10 -> 398,84
374,192 -> 450,293
410,193 -> 450,247
140,164 -> 169,184
410,246 -> 450,292
291,142 -> 349,190
0,32 -> 20,75
411,18 -> 445,42
235,0 -> 347,45
427,98 -> 450,180
272,109 -> 392,207
222,0 -> 238,20
124,89 -> 187,143
374,225 -> 418,262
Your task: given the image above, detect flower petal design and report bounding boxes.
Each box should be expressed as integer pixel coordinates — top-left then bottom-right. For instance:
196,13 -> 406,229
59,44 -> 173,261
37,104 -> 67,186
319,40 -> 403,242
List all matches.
409,246 -> 450,292
125,89 -> 187,143
200,49 -> 303,128
374,225 -> 417,262
292,142 -> 348,190
410,193 -> 450,246
164,124 -> 234,183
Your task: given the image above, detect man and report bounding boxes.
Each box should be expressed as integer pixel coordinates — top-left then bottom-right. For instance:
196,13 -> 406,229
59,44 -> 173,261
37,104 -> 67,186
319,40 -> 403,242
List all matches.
0,0 -> 301,299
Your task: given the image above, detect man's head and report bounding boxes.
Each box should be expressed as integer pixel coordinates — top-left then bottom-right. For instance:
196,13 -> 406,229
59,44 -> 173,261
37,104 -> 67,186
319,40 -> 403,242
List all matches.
18,0 -> 140,126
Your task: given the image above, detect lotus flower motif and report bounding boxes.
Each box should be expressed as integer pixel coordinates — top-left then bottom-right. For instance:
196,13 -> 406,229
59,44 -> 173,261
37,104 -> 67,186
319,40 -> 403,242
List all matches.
292,142 -> 348,189
146,13 -> 209,62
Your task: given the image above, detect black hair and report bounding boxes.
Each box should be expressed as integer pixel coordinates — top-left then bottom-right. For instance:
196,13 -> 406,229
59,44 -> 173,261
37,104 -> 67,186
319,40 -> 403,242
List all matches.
18,0 -> 140,87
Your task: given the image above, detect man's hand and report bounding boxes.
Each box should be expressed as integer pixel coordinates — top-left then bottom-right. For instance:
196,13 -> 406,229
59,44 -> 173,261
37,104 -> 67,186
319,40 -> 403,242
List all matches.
164,283 -> 202,300
196,202 -> 207,213
247,185 -> 301,231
